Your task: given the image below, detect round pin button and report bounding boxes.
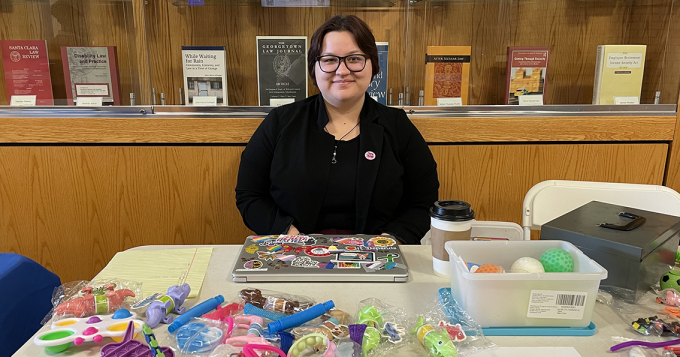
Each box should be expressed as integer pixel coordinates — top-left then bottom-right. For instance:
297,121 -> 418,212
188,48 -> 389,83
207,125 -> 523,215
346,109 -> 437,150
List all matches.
365,151 -> 376,160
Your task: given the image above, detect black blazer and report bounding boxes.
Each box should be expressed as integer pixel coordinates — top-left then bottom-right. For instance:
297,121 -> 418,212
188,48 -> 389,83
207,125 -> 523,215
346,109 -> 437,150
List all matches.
235,93 -> 439,244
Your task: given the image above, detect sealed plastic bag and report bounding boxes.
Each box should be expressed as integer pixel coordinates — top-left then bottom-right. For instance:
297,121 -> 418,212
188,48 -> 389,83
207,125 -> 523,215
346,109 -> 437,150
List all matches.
354,297 -> 414,357
45,279 -> 142,323
424,288 -> 496,356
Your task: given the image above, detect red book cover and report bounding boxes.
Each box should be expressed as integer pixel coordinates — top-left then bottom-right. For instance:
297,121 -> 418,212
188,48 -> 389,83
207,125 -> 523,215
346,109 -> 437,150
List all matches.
505,47 -> 549,105
61,46 -> 121,105
1,40 -> 54,105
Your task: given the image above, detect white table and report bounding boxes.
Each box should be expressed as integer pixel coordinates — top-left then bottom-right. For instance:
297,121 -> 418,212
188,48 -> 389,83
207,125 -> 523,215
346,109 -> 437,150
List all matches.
13,245 -> 644,357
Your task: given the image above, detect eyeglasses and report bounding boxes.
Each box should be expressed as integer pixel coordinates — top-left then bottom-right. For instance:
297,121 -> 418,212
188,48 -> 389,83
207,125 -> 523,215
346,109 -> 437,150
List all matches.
316,54 -> 369,73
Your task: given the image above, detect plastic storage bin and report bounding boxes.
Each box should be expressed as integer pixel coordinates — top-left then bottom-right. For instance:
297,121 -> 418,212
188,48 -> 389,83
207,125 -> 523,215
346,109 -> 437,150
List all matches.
445,240 -> 607,328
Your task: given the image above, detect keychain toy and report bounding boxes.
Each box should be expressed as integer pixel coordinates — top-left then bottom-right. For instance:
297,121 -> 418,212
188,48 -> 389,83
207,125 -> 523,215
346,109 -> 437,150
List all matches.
412,316 -> 458,357
239,289 -> 313,314
145,283 -> 191,328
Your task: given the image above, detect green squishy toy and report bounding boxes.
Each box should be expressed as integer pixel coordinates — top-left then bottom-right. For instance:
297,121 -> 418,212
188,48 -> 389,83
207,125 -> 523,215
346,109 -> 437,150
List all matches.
412,316 -> 458,357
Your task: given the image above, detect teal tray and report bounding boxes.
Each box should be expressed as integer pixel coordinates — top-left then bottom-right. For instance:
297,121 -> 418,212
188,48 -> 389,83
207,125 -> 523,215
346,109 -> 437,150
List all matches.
439,288 -> 597,337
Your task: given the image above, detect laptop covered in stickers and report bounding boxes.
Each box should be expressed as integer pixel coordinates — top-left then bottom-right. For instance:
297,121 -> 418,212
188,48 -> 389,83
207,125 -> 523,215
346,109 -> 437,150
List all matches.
231,234 -> 409,282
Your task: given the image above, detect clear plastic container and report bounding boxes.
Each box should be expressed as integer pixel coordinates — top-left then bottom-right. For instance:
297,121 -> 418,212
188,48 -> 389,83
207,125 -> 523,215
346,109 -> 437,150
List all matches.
445,240 -> 607,328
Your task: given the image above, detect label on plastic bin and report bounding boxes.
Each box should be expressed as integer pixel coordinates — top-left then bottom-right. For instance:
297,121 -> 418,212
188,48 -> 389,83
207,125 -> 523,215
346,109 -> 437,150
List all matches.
526,290 -> 587,320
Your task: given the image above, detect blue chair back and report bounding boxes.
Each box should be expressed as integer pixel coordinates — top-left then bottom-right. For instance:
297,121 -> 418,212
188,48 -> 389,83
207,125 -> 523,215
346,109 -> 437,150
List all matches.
0,254 -> 61,357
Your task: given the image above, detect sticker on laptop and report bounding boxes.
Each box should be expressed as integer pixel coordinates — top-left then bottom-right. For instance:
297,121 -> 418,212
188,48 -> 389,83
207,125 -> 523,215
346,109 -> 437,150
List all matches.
267,245 -> 283,252
378,253 -> 400,263
257,251 -> 280,261
337,262 -> 361,269
334,252 -> 376,263
291,256 -> 320,268
245,244 -> 259,254
369,237 -> 397,247
251,235 -> 278,242
244,260 -> 263,269
259,235 -> 316,246
305,246 -> 332,257
333,237 -> 364,246
318,261 -> 336,269
275,254 -> 295,262
268,261 -> 288,270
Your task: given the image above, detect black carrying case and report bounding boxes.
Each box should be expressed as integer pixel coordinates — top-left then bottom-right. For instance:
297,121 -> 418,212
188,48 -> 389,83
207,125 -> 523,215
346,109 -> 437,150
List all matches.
540,201 -> 680,301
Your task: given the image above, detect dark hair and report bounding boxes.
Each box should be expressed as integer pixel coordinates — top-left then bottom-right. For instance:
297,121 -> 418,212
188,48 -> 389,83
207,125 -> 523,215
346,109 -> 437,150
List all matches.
308,15 -> 380,86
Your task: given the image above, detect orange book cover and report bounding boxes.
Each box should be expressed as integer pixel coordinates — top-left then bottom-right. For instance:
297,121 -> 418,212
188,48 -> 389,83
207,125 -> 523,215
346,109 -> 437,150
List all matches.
424,46 -> 471,106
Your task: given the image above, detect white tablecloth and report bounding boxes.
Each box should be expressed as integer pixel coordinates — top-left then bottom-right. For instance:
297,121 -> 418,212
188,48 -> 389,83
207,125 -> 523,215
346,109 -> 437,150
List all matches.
13,245 -> 644,357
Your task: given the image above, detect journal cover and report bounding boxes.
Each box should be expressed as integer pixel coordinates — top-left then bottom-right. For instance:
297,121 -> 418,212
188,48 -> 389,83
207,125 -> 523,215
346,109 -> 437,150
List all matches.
61,46 -> 120,105
1,40 -> 54,105
592,45 -> 646,105
256,36 -> 307,106
424,46 -> 471,106
367,42 -> 388,105
505,47 -> 549,105
181,46 -> 228,105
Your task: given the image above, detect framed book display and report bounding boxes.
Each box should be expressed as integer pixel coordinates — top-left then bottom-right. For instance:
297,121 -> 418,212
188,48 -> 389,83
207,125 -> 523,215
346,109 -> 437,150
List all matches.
181,46 -> 228,106
505,47 -> 549,105
1,40 -> 54,106
256,36 -> 308,106
423,46 -> 471,106
61,46 -> 121,106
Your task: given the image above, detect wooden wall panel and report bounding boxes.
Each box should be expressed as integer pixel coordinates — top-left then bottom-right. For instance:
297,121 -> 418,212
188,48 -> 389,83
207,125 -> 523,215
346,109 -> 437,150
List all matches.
0,142 -> 668,281
0,115 -> 674,143
432,143 -> 668,226
0,0 -> 140,105
0,147 -> 252,282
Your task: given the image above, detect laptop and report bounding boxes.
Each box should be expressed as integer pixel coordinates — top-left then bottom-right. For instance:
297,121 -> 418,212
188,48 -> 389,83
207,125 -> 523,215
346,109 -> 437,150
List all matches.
231,234 -> 409,282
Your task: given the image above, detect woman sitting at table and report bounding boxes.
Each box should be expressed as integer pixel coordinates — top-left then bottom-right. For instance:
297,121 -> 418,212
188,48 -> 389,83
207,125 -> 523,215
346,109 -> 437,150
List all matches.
235,15 -> 439,244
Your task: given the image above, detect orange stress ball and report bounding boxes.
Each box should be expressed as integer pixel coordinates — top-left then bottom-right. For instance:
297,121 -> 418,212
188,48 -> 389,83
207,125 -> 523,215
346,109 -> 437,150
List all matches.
474,264 -> 505,273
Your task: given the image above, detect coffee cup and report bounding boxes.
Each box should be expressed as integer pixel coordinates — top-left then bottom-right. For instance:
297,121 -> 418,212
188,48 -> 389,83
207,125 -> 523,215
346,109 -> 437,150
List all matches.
429,200 -> 475,277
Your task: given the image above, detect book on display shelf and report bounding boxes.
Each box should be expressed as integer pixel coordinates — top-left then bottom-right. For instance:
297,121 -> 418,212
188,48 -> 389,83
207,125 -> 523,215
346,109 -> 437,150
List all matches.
182,46 -> 228,106
592,44 -> 646,105
256,36 -> 308,107
505,47 -> 549,105
424,46 -> 471,106
61,46 -> 121,106
1,40 -> 54,106
367,42 -> 388,105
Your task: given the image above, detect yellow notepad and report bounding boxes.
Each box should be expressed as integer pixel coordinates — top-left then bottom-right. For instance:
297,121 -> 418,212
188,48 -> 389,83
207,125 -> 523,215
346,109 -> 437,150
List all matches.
95,247 -> 213,299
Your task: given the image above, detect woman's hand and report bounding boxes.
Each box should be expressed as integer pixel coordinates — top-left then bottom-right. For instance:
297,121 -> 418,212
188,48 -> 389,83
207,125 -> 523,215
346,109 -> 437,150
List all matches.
287,224 -> 300,235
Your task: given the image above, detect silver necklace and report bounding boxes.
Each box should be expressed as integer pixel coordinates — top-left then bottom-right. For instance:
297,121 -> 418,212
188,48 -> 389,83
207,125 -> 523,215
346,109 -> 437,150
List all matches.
324,121 -> 360,164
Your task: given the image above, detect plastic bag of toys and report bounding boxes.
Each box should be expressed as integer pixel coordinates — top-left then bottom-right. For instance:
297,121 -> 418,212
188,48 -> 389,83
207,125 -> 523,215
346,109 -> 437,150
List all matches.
414,288 -> 495,357
598,286 -> 680,339
159,317 -> 231,356
238,287 -> 317,315
352,297 -> 415,357
656,288 -> 680,307
44,278 -> 142,323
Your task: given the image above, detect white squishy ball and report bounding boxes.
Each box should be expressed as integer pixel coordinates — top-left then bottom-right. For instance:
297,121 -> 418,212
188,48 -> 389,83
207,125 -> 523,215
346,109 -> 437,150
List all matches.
510,257 -> 545,273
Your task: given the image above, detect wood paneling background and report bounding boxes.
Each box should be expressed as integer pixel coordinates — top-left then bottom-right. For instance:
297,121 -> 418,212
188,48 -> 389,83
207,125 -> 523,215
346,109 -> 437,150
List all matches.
406,0 -> 680,105
0,114 -> 675,143
0,0 -> 142,105
2,0 -> 677,105
143,0 -> 407,106
0,146 -> 251,282
0,141 -> 669,282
